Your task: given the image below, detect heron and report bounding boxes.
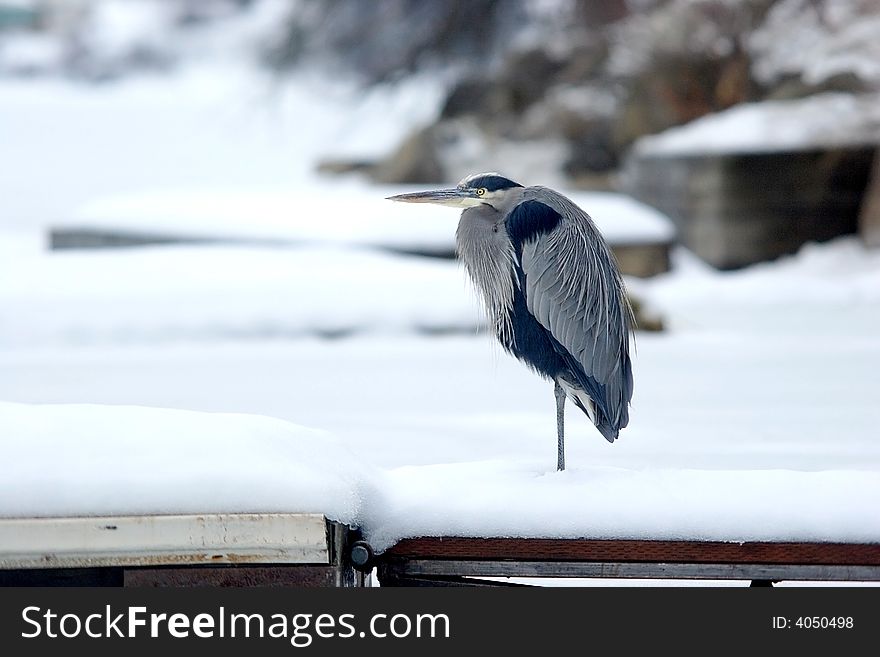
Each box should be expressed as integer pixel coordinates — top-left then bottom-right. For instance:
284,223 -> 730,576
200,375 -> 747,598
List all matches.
388,173 -> 633,471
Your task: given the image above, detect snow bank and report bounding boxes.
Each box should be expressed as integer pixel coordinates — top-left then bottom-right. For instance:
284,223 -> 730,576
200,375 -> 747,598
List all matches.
1,401 -> 878,552
633,238 -> 880,333
634,92 -> 880,156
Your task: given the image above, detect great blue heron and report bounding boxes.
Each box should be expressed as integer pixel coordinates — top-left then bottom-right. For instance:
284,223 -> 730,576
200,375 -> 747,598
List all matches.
388,173 -> 633,470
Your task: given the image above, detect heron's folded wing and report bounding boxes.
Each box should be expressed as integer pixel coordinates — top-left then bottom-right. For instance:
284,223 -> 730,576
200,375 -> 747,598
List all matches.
506,197 -> 632,429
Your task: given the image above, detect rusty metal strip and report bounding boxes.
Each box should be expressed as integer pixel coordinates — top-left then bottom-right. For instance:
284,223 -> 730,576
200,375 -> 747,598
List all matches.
383,538 -> 880,566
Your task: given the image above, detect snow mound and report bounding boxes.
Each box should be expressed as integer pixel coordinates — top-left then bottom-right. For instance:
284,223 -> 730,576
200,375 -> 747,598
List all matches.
366,460 -> 880,551
0,401 -> 376,525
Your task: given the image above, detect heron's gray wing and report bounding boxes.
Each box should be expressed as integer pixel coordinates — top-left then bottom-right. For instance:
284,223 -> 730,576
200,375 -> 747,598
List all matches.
506,196 -> 633,438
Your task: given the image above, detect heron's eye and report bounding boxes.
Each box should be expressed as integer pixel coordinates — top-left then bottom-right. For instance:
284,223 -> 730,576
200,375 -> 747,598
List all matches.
476,188 -> 487,196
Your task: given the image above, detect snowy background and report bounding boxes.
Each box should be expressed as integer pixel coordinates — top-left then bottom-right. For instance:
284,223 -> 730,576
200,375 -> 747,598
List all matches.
1,0 -> 879,585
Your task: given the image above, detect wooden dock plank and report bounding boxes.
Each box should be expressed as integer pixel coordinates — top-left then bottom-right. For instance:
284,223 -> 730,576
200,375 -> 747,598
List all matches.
377,538 -> 880,583
384,537 -> 880,566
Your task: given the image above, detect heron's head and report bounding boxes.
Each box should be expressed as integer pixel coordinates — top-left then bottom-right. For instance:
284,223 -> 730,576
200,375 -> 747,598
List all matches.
386,173 -> 523,210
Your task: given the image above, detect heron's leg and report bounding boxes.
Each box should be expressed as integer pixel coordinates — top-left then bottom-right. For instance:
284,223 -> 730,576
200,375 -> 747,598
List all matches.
554,380 -> 566,471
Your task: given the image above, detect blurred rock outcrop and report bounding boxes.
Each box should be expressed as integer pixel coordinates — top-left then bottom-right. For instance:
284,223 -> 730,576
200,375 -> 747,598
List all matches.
297,0 -> 880,190
291,0 -> 791,185
264,0 -> 525,81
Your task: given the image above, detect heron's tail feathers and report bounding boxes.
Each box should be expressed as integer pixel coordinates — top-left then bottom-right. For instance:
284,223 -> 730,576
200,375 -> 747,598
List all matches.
568,388 -> 622,443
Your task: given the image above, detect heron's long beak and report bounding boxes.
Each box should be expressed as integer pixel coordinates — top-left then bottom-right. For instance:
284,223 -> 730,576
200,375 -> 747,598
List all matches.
386,188 -> 477,207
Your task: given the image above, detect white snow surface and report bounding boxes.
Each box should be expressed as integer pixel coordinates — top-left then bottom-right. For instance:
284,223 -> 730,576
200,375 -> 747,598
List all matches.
2,400 -> 878,552
0,65 -> 447,231
64,186 -> 674,251
0,402 -> 372,524
0,3 -> 877,557
1,237 -> 879,551
634,92 -> 880,156
0,244 -> 483,347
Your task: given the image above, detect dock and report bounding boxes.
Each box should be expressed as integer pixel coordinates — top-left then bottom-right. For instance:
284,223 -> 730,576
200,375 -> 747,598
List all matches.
2,514 -> 878,587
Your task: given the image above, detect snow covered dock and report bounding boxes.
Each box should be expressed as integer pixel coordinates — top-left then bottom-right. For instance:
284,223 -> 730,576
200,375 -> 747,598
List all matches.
48,187 -> 676,277
1,401 -> 878,586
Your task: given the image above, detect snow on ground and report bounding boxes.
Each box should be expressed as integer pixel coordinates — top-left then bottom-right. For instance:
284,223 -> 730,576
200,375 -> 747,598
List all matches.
630,238 -> 880,333
0,184 -> 672,349
0,244 -> 483,347
634,92 -> 880,156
